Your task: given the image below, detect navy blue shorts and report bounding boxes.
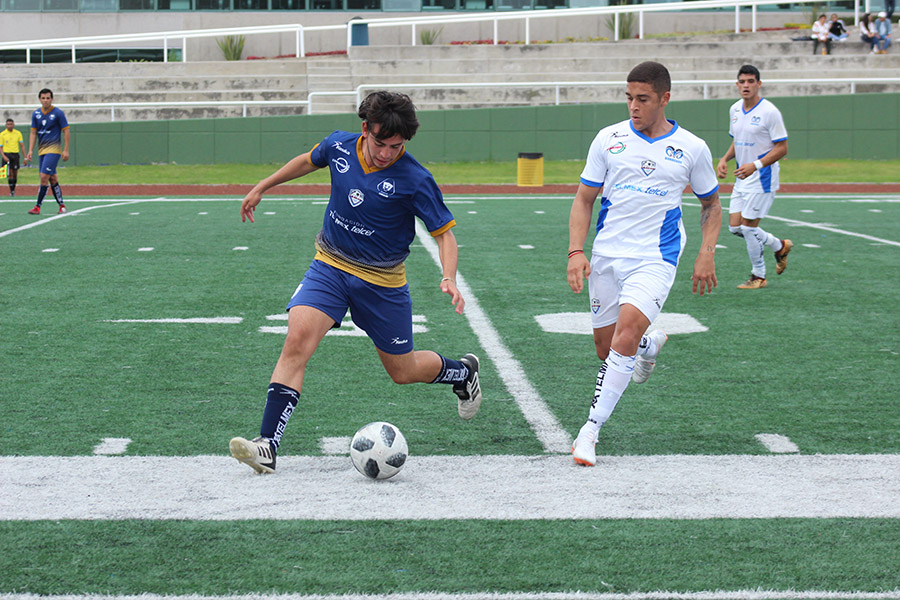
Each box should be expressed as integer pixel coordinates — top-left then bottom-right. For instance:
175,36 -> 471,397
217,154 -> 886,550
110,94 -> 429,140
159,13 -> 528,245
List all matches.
39,153 -> 61,176
287,260 -> 414,355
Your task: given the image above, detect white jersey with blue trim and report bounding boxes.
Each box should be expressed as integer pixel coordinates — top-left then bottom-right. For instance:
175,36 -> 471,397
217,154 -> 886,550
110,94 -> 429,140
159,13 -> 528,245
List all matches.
728,98 -> 788,193
580,119 -> 719,267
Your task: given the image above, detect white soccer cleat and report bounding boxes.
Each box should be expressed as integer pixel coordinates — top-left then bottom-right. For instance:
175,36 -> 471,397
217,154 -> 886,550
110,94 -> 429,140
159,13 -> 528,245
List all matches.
229,436 -> 276,474
572,426 -> 598,467
632,329 -> 668,384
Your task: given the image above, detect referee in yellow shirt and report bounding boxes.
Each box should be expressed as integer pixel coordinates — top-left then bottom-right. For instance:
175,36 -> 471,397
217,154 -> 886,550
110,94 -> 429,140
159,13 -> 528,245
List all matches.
0,118 -> 27,197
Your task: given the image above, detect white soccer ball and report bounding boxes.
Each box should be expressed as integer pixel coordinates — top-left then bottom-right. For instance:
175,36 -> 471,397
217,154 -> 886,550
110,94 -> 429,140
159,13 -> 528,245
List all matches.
349,421 -> 409,480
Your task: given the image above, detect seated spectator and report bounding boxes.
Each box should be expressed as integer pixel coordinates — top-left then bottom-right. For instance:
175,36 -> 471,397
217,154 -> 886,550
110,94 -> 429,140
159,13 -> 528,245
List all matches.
874,11 -> 892,53
860,13 -> 879,52
829,13 -> 849,41
811,14 -> 832,54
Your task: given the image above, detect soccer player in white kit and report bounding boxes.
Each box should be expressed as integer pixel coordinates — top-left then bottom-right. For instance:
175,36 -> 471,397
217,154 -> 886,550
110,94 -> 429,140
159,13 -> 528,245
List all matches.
716,65 -> 792,290
567,61 -> 722,466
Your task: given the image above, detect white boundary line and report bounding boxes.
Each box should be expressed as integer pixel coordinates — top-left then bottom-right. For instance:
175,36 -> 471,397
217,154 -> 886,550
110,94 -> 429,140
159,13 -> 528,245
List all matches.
4,590 -> 900,600
0,199 -> 145,239
415,221 -> 571,453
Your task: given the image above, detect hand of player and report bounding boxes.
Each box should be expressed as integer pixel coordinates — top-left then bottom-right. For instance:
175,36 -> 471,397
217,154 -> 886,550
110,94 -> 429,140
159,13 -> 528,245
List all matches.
440,278 -> 465,315
567,253 -> 591,294
240,191 -> 262,223
734,162 -> 756,180
716,158 -> 729,179
62,150 -> 69,162
691,253 -> 717,296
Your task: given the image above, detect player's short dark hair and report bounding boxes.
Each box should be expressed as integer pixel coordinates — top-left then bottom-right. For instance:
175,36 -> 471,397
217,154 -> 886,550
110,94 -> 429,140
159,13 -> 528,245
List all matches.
737,65 -> 761,82
5,118 -> 13,123
626,62 -> 671,98
357,91 -> 419,141
38,88 -> 53,98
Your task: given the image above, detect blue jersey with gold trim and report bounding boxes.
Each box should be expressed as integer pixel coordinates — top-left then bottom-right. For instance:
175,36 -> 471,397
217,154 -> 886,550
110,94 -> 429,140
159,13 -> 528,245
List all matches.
31,106 -> 69,156
309,130 -> 455,287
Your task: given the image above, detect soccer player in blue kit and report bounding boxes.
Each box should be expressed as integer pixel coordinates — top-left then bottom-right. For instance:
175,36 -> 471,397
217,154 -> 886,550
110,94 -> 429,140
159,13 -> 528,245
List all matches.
230,91 -> 482,474
25,88 -> 69,215
567,62 -> 722,466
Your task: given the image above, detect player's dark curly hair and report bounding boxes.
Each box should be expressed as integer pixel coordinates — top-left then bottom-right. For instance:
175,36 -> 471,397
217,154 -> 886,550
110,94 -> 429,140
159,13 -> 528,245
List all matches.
737,64 -> 761,82
626,62 -> 671,98
357,91 -> 419,141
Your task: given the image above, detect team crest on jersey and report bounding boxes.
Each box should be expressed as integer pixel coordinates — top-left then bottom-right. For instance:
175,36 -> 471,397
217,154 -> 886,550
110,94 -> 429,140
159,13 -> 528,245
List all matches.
640,160 -> 656,176
348,188 -> 365,207
332,157 -> 350,173
607,141 -> 626,154
376,178 -> 395,197
591,297 -> 601,314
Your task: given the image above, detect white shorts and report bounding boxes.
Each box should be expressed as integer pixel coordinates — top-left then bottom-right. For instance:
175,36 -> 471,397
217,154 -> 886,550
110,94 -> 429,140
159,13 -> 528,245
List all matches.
729,189 -> 776,220
588,255 -> 677,329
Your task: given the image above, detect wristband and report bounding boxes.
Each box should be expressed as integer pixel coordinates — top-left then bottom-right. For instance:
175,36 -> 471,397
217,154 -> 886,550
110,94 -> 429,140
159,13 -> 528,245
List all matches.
440,277 -> 454,283
568,250 -> 584,259
753,159 -> 764,171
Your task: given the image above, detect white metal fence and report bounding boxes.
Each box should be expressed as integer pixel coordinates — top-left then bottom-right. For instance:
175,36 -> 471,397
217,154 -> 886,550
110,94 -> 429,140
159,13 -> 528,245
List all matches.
2,78 -> 897,121
0,0 -> 872,63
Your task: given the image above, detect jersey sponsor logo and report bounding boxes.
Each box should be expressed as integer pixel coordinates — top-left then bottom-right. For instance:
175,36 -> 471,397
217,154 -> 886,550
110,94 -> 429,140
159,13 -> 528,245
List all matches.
607,141 -> 626,154
377,178 -> 395,197
591,297 -> 601,314
664,146 -> 684,164
49,114 -> 56,121
333,157 -> 350,173
751,116 -> 762,126
348,188 -> 365,207
613,182 -> 668,197
331,141 -> 351,156
640,160 -> 656,176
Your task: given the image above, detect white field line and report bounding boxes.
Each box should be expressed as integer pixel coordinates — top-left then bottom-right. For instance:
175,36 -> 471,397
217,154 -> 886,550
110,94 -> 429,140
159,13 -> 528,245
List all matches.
415,221 -> 571,454
4,592 -> 900,600
2,454 -> 899,521
683,200 -> 900,248
103,317 -> 243,324
0,199 -> 145,239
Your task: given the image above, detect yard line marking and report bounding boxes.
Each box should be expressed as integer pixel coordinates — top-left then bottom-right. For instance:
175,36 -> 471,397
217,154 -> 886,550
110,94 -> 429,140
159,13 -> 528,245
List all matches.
755,433 -> 800,454
415,221 -> 571,454
41,248 -> 59,252
103,317 -> 243,324
320,436 -> 351,455
684,202 -> 900,247
93,438 -> 132,455
0,200 -> 145,239
3,454 -> 899,520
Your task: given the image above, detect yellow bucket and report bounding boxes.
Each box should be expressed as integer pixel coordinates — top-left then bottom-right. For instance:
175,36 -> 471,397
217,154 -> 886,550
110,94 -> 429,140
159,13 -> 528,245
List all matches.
517,152 -> 544,187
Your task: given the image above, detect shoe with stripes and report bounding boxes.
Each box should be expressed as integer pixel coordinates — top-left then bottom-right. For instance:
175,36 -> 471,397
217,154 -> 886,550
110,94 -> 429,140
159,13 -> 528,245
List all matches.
229,436 -> 276,474
454,353 -> 482,420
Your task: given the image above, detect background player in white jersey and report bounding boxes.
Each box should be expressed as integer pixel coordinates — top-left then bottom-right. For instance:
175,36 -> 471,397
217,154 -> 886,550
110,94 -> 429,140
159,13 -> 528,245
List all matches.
567,61 -> 722,466
229,91 -> 482,474
716,65 -> 792,290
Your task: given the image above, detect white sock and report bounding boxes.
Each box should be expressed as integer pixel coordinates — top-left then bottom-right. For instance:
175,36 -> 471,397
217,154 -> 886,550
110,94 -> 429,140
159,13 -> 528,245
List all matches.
757,227 -> 781,251
728,225 -> 744,238
586,349 -> 635,432
741,225 -> 767,278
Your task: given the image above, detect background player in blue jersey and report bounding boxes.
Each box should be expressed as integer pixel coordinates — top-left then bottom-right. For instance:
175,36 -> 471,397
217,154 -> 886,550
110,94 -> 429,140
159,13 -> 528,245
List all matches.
716,65 -> 791,290
567,62 -> 722,467
230,91 -> 482,474
25,88 -> 69,215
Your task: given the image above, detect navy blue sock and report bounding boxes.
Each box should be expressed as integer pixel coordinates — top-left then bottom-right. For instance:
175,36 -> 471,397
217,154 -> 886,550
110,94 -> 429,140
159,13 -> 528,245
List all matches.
51,183 -> 63,204
260,383 -> 299,453
430,355 -> 468,385
36,185 -> 48,207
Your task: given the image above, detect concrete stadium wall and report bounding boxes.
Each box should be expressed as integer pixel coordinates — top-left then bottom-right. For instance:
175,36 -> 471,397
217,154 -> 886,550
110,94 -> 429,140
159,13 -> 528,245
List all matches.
57,92 -> 897,167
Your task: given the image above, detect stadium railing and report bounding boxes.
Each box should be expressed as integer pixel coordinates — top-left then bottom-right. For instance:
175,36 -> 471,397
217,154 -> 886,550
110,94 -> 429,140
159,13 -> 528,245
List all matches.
0,0 -> 864,63
1,78 -> 896,121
